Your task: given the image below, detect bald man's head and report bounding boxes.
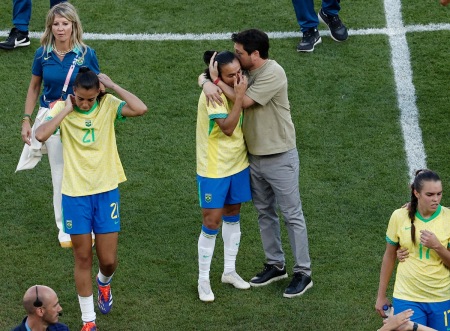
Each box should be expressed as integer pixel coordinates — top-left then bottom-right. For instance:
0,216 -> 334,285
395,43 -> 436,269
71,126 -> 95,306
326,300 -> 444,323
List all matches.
23,285 -> 56,314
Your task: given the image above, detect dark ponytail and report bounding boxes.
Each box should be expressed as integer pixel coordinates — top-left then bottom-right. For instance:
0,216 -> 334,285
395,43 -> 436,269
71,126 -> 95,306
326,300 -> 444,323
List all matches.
408,169 -> 441,244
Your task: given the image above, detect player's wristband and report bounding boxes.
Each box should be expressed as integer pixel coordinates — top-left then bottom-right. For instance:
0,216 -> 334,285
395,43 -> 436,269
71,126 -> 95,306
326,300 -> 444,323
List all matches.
412,322 -> 418,331
213,78 -> 220,85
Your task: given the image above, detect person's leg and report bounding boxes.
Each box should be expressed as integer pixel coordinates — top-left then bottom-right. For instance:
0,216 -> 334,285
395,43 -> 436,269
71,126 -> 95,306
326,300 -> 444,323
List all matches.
12,0 -> 31,32
248,154 -> 288,287
222,207 -> 241,275
261,149 -> 312,298
321,0 -> 341,16
198,208 -> 222,302
221,167 -> 252,288
62,193 -> 96,328
0,0 -> 31,49
221,203 -> 250,289
291,0 -> 319,32
72,234 -> 96,324
91,189 -> 120,314
249,154 -> 284,266
45,134 -> 70,246
268,149 -> 311,276
318,0 -> 348,42
95,232 -> 118,314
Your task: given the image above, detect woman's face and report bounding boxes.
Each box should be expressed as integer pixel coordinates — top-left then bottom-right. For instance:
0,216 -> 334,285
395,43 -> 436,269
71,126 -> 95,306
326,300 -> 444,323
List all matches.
52,14 -> 73,44
415,180 -> 443,215
73,87 -> 99,111
219,59 -> 241,88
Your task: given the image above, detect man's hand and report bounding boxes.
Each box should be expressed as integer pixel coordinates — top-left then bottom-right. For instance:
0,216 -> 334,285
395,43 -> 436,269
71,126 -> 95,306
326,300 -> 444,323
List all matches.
397,248 -> 409,262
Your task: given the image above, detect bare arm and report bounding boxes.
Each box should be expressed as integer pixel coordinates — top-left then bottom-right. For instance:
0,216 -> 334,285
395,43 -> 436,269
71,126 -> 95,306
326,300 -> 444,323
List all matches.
21,75 -> 42,145
375,243 -> 398,317
213,73 -> 247,136
35,96 -> 73,142
98,73 -> 147,118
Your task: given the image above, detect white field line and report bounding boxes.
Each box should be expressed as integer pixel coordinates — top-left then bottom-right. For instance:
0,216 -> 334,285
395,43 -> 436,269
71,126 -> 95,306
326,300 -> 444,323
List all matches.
384,1 -> 428,183
1,23 -> 449,40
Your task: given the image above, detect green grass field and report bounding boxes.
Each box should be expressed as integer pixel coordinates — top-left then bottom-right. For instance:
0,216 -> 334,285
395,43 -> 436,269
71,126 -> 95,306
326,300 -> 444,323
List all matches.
0,0 -> 449,330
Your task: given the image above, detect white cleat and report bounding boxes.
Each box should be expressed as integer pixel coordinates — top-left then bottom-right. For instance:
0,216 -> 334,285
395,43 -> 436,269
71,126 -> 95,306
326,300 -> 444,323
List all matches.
198,280 -> 215,302
221,271 -> 250,290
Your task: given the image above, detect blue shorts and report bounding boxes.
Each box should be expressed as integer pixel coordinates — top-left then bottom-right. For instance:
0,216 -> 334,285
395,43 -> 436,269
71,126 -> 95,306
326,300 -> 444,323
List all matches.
197,167 -> 252,209
393,297 -> 450,331
62,188 -> 121,235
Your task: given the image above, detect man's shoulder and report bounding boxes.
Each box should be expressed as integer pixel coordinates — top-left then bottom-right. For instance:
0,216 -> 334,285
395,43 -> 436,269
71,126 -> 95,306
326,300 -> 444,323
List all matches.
48,322 -> 70,331
11,317 -> 26,331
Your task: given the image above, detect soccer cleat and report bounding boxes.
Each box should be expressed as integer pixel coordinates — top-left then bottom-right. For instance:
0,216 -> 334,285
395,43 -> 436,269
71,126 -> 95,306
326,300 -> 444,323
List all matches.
198,280 -> 215,302
97,277 -> 113,314
221,271 -> 250,290
296,28 -> 321,53
318,8 -> 348,42
81,321 -> 97,331
249,264 -> 288,287
0,27 -> 30,50
283,272 -> 313,298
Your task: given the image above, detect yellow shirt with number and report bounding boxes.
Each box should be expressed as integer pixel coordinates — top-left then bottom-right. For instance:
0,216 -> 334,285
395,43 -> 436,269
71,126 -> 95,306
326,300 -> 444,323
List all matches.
386,205 -> 450,302
47,94 -> 126,196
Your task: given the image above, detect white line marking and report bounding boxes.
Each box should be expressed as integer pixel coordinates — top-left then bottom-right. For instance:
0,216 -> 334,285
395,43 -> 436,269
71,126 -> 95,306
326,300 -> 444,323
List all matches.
1,23 -> 449,40
384,0 -> 428,182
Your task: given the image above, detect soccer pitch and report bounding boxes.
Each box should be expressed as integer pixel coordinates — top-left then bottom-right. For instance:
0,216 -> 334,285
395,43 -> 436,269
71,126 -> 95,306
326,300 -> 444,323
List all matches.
0,0 -> 448,330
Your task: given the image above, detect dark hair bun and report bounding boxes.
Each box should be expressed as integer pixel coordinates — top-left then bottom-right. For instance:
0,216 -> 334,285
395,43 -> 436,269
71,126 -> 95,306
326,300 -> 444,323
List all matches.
203,51 -> 217,65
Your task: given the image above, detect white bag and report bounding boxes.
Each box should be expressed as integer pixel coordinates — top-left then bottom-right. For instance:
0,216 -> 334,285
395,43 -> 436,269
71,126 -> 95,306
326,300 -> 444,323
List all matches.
15,107 -> 50,172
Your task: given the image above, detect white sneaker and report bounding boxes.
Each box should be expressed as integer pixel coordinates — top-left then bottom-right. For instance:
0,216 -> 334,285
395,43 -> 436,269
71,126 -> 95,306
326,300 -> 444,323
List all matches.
221,271 -> 250,290
198,280 -> 214,302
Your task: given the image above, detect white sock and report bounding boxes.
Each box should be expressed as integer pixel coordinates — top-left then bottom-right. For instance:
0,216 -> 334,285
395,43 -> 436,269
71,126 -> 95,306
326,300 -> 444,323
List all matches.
198,229 -> 217,282
78,294 -> 96,323
98,270 -> 113,285
222,220 -> 241,274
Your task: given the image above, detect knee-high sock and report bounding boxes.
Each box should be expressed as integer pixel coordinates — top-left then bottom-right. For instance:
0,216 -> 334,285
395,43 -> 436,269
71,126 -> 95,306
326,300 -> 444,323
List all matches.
222,215 -> 241,274
198,225 -> 218,282
78,294 -> 96,323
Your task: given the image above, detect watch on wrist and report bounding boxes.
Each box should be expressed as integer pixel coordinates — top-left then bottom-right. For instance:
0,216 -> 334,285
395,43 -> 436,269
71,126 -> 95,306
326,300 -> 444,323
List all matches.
412,322 -> 418,331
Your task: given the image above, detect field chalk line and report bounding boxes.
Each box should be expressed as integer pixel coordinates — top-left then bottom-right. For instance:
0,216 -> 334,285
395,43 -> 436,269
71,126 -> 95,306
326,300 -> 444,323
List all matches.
384,1 -> 429,182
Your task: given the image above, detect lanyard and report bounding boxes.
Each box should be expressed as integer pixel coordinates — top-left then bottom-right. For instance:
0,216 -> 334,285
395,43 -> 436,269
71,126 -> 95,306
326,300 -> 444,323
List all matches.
61,54 -> 79,98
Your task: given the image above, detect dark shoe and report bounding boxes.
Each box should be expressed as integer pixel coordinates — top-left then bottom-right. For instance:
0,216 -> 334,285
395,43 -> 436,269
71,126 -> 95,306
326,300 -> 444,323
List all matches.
249,264 -> 288,287
318,8 -> 348,42
283,272 -> 313,298
0,27 -> 30,50
296,28 -> 321,53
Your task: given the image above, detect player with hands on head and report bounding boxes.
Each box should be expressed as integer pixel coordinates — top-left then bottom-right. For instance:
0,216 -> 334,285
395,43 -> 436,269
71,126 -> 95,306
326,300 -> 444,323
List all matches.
376,169 -> 450,330
35,67 -> 147,331
196,50 -> 251,302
